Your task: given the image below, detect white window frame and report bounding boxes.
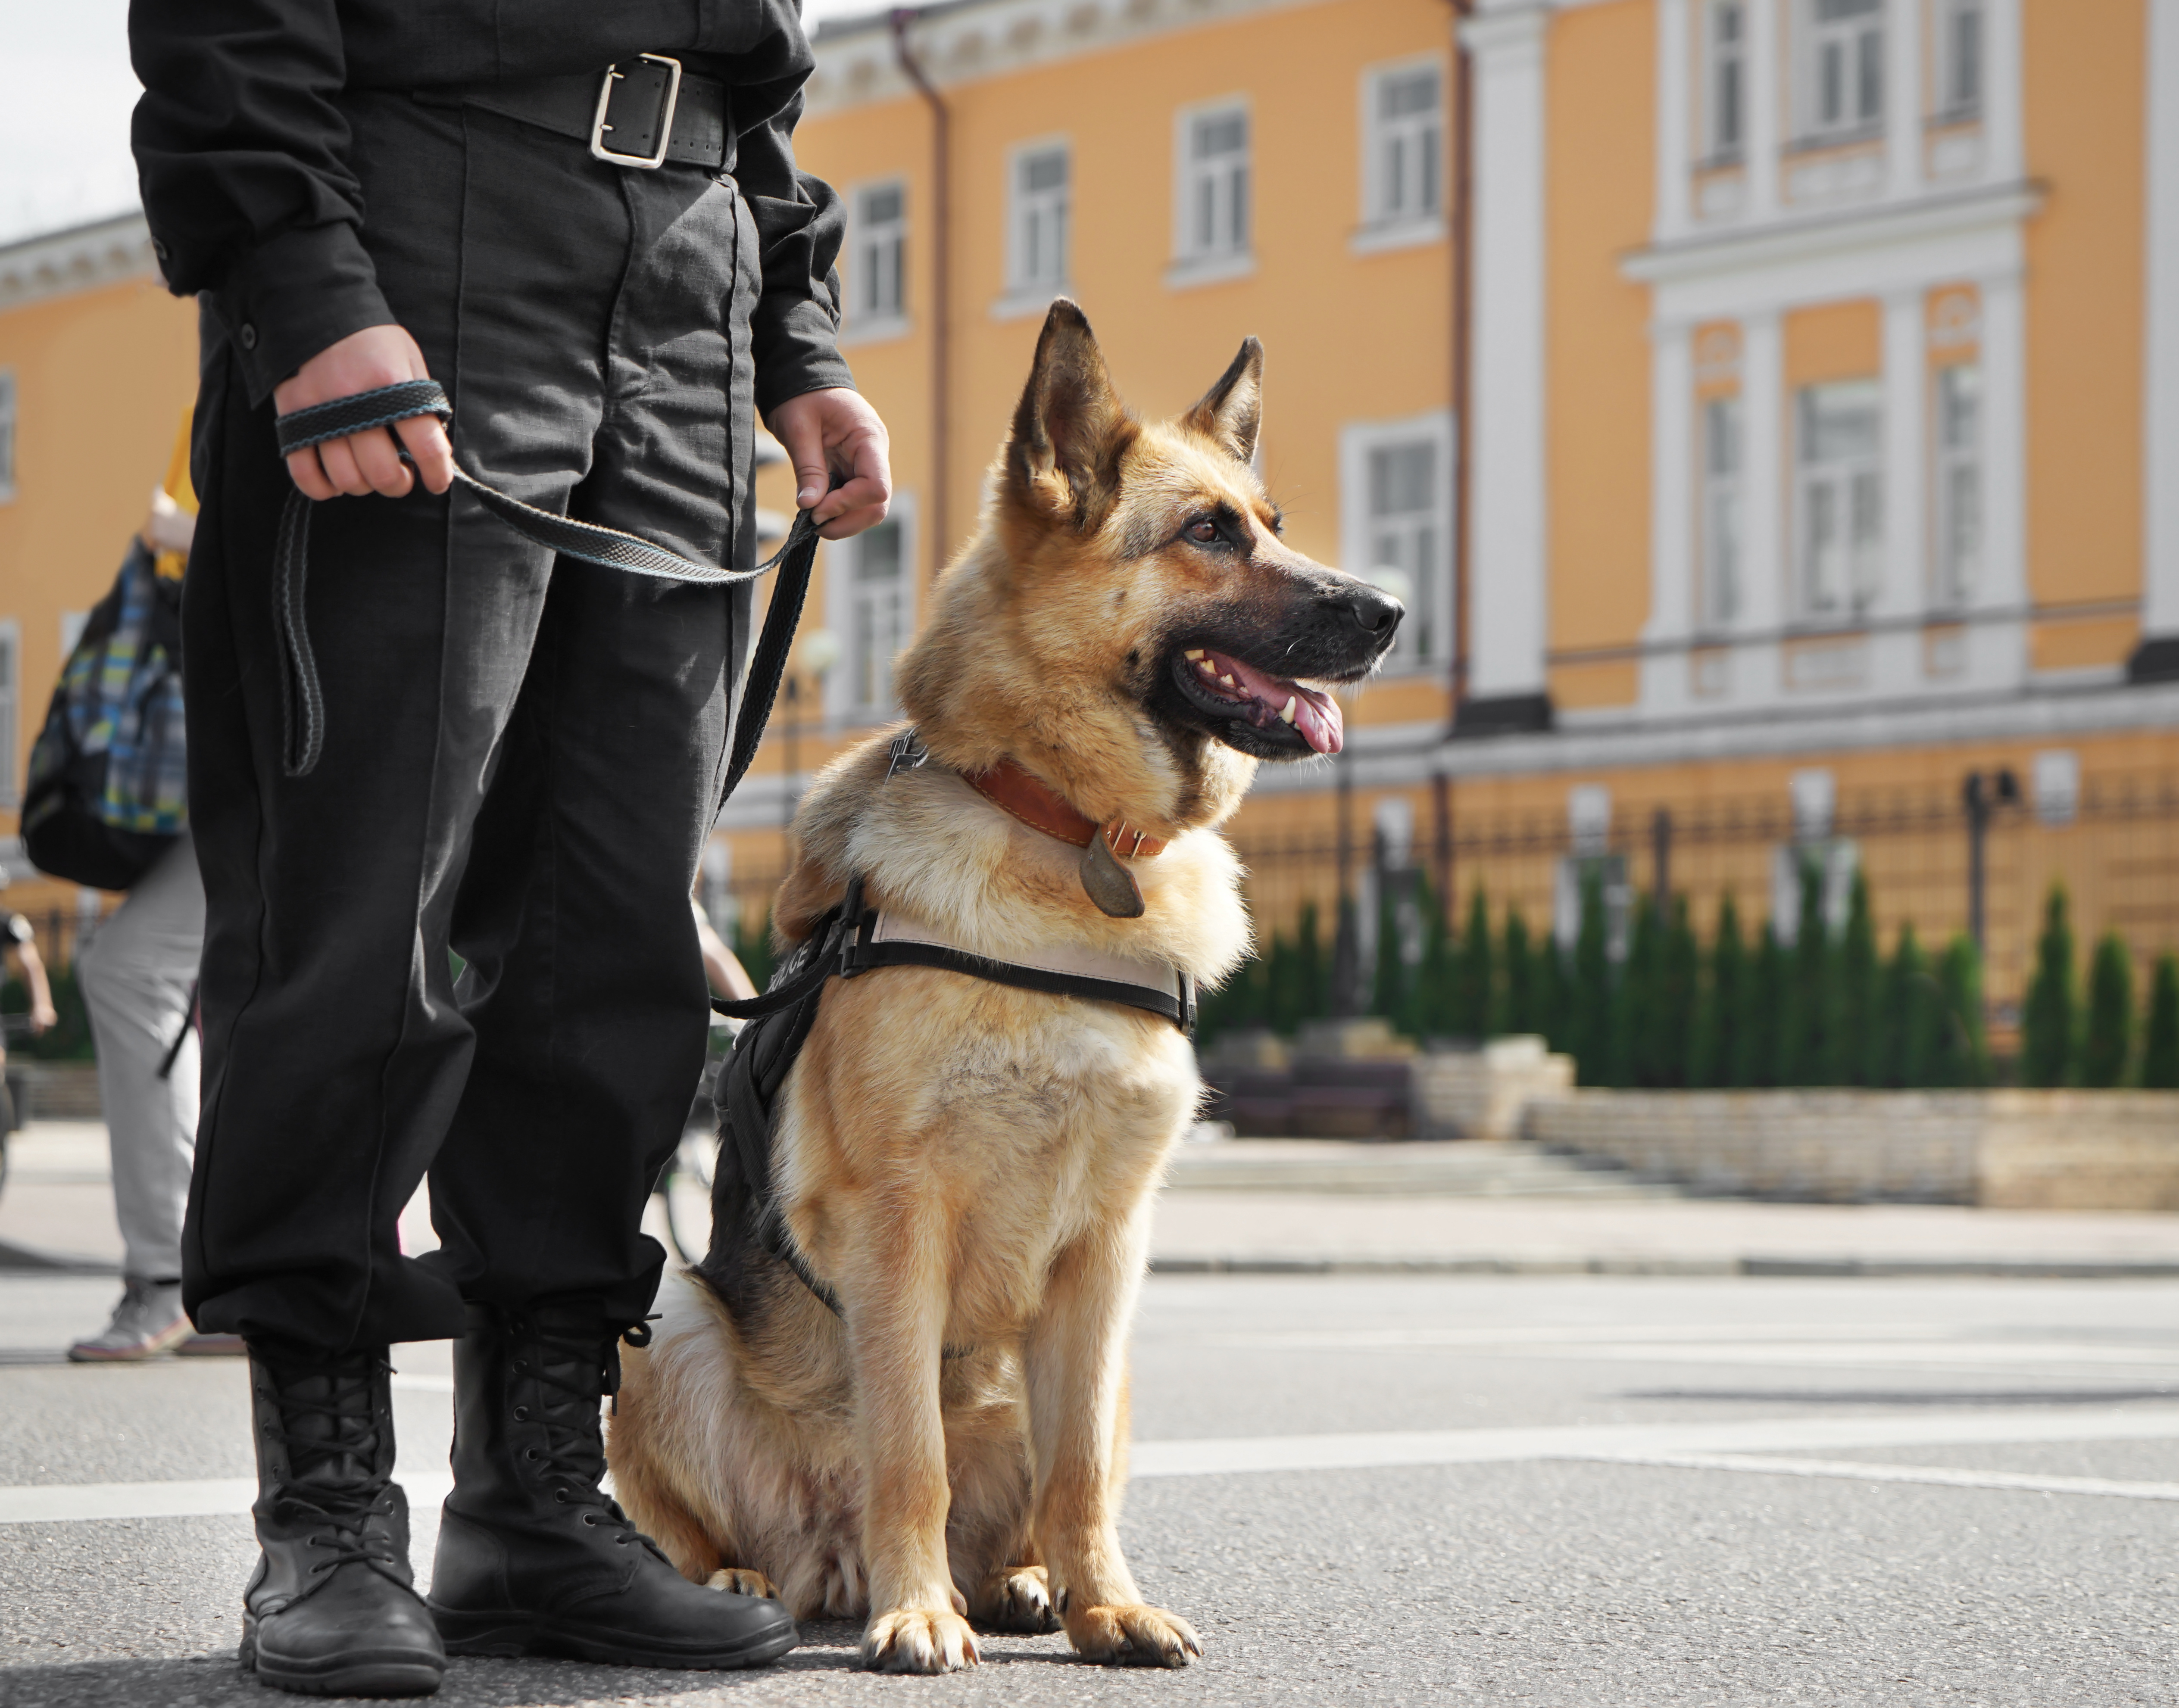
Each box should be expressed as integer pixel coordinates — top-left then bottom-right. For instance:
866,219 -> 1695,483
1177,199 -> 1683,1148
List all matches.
1797,0 -> 1886,146
842,177 -> 908,344
825,491 -> 918,722
1169,97 -> 1253,285
1794,379 -> 1885,622
1935,0 -> 1985,120
1699,393 -> 1745,629
1005,138 -> 1071,298
1703,1 -> 1748,163
1339,412 -> 1455,677
0,370 -> 16,503
0,619 -> 16,807
1932,360 -> 1982,609
1357,57 -> 1446,248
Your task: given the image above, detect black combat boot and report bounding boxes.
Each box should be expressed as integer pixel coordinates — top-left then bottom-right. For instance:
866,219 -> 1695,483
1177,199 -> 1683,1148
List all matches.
427,1300 -> 797,1668
240,1344 -> 447,1697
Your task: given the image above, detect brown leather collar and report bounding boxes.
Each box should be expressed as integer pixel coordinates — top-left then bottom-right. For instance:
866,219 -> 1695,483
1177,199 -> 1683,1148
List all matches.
962,759 -> 1168,860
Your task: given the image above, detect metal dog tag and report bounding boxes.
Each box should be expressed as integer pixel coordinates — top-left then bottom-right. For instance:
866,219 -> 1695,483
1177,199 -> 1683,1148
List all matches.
1080,832 -> 1145,919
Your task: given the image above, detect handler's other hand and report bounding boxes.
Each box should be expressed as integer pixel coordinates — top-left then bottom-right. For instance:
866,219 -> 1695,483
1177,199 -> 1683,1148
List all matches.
272,325 -> 456,502
767,388 -> 891,541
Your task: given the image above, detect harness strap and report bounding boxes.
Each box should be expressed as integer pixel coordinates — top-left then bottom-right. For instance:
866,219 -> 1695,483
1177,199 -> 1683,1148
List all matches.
270,380 -> 820,793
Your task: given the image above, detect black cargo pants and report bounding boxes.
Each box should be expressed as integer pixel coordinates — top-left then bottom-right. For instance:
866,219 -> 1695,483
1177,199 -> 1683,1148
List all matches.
181,90 -> 762,1351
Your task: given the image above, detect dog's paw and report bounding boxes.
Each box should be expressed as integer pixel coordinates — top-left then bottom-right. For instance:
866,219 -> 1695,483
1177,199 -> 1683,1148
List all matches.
1066,1603 -> 1203,1668
974,1565 -> 1061,1634
862,1606 -> 981,1673
705,1567 -> 780,1600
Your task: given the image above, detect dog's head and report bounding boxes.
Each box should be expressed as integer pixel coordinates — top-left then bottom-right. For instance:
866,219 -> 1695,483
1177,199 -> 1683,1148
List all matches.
899,301 -> 1402,831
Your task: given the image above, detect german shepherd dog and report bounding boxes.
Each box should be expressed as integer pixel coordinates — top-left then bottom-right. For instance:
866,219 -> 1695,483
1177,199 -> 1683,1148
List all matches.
607,302 -> 1401,1673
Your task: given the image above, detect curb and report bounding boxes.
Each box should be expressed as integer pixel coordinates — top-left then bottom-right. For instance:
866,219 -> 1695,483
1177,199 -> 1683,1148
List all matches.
1150,1255 -> 2179,1279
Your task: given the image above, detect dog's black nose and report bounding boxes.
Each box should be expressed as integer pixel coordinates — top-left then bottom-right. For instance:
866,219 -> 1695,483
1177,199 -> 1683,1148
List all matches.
1346,585 -> 1404,640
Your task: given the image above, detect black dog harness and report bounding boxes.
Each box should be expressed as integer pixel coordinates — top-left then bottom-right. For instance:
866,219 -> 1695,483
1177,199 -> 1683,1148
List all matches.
706,860 -> 1196,1322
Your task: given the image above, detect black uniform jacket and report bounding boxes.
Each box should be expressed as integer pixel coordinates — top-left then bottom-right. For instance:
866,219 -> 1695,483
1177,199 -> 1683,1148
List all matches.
130,0 -> 853,412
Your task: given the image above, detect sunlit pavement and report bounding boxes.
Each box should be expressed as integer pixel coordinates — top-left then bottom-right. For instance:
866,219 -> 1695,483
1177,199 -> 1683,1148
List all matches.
3,1123 -> 2175,1704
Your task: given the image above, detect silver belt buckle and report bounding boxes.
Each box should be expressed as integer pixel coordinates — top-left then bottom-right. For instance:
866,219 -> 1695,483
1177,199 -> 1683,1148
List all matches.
590,53 -> 682,169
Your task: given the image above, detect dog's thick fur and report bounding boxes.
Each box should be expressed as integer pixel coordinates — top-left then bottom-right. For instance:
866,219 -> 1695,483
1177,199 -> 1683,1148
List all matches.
606,302 -> 1399,1674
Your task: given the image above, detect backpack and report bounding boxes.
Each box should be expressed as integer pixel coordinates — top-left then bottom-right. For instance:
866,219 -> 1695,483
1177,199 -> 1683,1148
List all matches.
21,543 -> 188,891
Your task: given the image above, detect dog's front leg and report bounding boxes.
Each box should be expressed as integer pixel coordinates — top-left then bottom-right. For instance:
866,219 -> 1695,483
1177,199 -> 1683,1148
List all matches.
849,1205 -> 979,1674
1026,1208 -> 1202,1668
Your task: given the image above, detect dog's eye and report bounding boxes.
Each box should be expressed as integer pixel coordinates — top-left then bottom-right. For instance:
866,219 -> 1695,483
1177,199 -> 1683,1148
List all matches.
1185,519 -> 1221,545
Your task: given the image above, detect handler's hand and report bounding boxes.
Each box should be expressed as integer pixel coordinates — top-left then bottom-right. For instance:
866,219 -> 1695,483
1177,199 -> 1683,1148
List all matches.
766,388 -> 891,541
272,325 -> 456,502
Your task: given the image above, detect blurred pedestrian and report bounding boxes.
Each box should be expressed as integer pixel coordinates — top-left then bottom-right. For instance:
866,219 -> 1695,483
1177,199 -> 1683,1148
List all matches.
0,909 -> 59,1133
67,470 -> 215,1364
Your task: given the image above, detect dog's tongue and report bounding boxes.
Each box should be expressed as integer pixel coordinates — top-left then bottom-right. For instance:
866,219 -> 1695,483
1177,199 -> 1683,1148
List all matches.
1203,651 -> 1344,755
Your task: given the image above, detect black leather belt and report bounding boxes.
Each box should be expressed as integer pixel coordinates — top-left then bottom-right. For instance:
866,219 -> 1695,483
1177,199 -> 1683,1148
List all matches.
430,55 -> 733,173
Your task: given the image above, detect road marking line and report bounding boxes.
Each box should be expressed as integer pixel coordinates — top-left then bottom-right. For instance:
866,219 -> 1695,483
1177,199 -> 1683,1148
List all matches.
1577,1452 -> 2179,1502
6,1407 -> 2175,1522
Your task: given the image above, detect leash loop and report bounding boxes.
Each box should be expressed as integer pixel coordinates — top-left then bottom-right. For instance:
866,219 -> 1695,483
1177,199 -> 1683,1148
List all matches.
270,380 -> 823,783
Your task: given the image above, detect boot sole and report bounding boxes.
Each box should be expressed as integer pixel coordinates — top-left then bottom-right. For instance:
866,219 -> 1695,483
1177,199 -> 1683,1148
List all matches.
242,1618 -> 446,1697
428,1604 -> 798,1670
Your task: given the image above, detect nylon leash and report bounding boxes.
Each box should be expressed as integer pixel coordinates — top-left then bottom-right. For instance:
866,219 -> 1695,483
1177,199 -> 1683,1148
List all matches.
271,379 -> 823,791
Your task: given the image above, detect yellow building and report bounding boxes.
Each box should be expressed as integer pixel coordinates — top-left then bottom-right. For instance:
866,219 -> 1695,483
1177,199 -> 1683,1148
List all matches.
720,0 -> 2179,1021
0,212 -> 197,952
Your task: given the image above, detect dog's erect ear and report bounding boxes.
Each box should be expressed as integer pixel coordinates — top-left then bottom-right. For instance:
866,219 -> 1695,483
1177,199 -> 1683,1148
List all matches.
1183,337 -> 1264,466
1008,299 -> 1132,528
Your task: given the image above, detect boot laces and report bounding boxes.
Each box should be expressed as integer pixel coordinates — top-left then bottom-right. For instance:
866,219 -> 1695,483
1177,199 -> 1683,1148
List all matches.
268,1355 -> 404,1575
515,1318 -> 666,1562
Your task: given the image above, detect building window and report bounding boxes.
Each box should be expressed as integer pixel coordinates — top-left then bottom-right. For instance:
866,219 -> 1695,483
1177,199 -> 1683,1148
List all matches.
1341,415 -> 1454,674
848,180 -> 906,329
0,620 -> 15,805
1795,380 -> 1883,618
1802,0 -> 1884,142
0,370 -> 16,502
1363,62 -> 1443,226
1937,0 -> 1984,118
832,504 -> 914,719
1177,103 -> 1250,263
1701,396 -> 1744,627
1705,2 -> 1747,161
1008,143 -> 1071,293
1933,363 -> 1982,608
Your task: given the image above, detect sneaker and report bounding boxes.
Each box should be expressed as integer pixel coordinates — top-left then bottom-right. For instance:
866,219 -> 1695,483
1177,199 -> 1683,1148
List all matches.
68,1277 -> 193,1362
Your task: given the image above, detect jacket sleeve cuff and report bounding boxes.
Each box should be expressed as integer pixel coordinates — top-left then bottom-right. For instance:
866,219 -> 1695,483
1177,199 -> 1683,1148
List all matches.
754,300 -> 858,419
203,222 -> 393,408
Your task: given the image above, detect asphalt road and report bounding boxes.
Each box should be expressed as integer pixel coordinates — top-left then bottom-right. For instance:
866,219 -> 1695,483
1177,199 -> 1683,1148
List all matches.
3,1270 -> 2175,1707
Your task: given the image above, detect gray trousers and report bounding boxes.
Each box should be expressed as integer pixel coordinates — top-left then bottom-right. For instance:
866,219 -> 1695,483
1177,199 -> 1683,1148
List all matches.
78,833 -> 205,1282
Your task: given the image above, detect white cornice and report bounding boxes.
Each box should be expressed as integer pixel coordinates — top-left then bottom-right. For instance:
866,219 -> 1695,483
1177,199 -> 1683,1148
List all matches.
0,211 -> 156,314
1622,181 -> 2044,287
805,0 -> 1346,116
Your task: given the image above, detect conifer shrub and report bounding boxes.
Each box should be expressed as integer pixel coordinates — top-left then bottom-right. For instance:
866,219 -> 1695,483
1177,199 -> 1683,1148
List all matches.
731,907 -> 775,995
1454,888 -> 1495,1038
1567,870 -> 1612,1084
1502,907 -> 1536,1035
2081,931 -> 2134,1088
1780,856 -> 1832,1085
2020,884 -> 2076,1087
1832,870 -> 1878,1085
1404,875 -> 1452,1040
1688,893 -> 1745,1088
1370,877 -> 1407,1026
1873,924 -> 1933,1088
2142,954 -> 2179,1090
1535,931 -> 1570,1055
1651,894 -> 1697,1089
1609,894 -> 1660,1088
1739,923 -> 1785,1088
1931,935 -> 1988,1087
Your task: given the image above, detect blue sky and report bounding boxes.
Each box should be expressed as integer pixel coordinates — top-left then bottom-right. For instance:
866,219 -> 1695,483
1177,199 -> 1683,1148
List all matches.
0,0 -> 880,247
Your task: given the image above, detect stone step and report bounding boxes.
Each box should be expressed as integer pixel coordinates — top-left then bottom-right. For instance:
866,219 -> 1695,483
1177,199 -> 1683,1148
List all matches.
1166,1139 -> 1683,1198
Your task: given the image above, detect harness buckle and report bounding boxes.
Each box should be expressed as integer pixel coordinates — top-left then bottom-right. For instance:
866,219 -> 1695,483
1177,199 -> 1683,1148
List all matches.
885,727 -> 930,781
590,54 -> 682,169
